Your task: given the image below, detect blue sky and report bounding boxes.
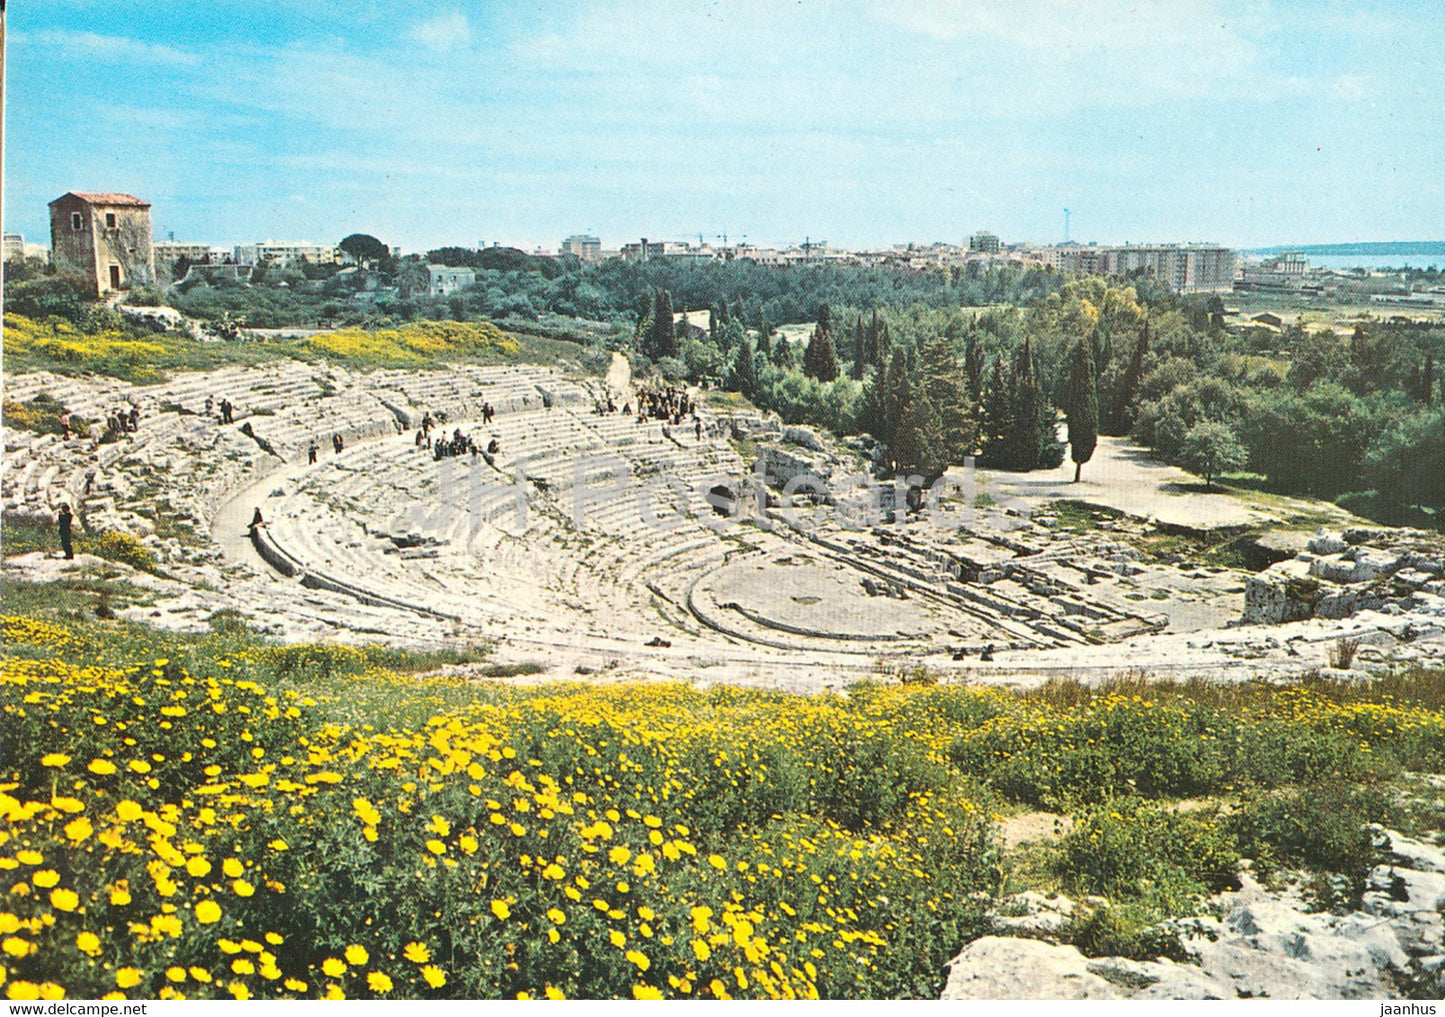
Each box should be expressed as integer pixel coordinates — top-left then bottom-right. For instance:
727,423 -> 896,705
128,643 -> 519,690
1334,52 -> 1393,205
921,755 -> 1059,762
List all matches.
6,1 -> 1443,252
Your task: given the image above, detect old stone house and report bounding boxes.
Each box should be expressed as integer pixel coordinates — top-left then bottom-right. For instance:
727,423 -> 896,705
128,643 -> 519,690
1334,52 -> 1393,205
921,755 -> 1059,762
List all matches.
48,192 -> 156,295
425,264 -> 475,297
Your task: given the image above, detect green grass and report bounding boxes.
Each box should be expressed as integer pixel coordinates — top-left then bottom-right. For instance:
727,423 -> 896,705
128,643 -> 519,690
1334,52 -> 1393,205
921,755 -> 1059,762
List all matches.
1,514 -> 159,571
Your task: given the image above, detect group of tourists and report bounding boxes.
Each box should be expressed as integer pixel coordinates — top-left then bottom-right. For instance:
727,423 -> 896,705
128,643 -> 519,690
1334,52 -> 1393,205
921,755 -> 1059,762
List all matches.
633,384 -> 692,424
102,405 -> 140,438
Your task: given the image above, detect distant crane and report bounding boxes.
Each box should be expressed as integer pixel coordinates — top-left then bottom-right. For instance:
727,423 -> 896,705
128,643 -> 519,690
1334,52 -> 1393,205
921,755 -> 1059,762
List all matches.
1063,209 -> 1071,243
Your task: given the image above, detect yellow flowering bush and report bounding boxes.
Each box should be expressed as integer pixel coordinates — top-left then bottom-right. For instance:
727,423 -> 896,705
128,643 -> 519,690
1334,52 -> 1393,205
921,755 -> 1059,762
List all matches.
301,321 -> 518,367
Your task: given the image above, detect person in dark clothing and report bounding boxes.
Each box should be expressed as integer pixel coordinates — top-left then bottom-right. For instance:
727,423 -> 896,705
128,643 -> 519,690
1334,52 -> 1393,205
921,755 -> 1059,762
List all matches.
486,437 -> 500,455
248,507 -> 266,538
308,442 -> 318,464
695,420 -> 703,441
57,504 -> 74,559
221,399 -> 233,424
128,406 -> 140,432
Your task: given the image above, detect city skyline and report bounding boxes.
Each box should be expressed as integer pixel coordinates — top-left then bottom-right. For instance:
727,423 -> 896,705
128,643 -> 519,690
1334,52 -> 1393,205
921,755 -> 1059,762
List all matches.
5,1 -> 1444,253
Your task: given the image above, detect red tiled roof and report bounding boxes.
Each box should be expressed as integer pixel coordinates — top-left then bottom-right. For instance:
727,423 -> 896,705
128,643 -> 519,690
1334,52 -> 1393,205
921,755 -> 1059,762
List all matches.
51,192 -> 151,207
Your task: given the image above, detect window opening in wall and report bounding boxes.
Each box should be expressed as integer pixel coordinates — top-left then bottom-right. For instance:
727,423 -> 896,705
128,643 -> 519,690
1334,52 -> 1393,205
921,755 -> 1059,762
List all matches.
71,213 -> 83,230
105,213 -> 117,229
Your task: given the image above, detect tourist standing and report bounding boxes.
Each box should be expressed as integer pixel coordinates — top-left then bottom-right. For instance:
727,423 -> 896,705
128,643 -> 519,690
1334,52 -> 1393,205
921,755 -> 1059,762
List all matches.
57,504 -> 74,560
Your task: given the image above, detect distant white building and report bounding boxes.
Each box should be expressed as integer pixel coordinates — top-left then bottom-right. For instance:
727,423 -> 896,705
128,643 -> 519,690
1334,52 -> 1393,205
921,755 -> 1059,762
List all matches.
233,241 -> 342,266
153,241 -> 232,266
562,234 -> 602,261
968,231 -> 1001,254
2,233 -> 24,262
426,264 -> 475,297
1038,242 -> 1236,293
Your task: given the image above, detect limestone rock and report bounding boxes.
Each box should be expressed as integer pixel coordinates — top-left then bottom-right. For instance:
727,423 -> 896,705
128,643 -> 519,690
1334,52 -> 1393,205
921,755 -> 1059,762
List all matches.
942,937 -> 1122,999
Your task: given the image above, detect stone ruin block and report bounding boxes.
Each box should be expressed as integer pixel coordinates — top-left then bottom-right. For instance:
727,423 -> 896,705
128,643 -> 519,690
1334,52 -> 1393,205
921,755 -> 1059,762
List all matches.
1308,531 -> 1349,555
1244,560 -> 1318,624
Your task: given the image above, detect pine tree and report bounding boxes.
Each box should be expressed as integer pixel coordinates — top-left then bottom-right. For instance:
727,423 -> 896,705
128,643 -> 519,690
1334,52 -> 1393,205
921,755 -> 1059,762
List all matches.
853,315 -> 867,379
1066,337 -> 1099,482
1106,322 -> 1149,435
804,303 -> 840,381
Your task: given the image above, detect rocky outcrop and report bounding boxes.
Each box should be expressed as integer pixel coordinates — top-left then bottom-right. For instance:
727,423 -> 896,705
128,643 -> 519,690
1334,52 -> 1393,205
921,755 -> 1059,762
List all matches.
943,828 -> 1445,1000
1245,528 -> 1445,625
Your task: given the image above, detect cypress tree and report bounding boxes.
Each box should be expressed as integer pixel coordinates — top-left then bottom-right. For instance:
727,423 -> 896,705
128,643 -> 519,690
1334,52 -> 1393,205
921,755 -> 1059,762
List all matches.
729,334 -> 758,401
647,289 -> 677,360
860,353 -> 890,443
771,335 -> 793,368
1066,337 -> 1099,482
1010,338 -> 1043,471
894,382 -> 945,482
963,329 -> 984,402
804,303 -> 840,381
883,346 -> 910,452
853,315 -> 867,379
978,356 -> 1013,467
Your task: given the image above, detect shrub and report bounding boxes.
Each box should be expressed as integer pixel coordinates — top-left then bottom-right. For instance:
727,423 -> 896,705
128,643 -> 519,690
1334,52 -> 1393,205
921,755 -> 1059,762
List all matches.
1229,782 -> 1389,899
88,531 -> 157,572
1329,637 -> 1361,670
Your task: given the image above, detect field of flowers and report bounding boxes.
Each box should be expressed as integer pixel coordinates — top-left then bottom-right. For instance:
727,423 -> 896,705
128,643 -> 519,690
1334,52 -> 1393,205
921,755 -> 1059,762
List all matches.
4,314 -> 542,383
3,612 -> 1444,1000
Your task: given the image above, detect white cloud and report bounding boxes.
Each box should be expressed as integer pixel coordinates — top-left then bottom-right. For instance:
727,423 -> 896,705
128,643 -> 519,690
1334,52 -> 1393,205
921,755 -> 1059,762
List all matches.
408,12 -> 472,52
20,29 -> 199,66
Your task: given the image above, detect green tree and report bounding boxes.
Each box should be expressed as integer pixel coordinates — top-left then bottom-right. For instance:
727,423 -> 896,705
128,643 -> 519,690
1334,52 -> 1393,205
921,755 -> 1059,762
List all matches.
339,233 -> 389,265
1179,421 -> 1246,489
917,330 -> 977,466
1366,405 -> 1445,514
1104,322 -> 1149,435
